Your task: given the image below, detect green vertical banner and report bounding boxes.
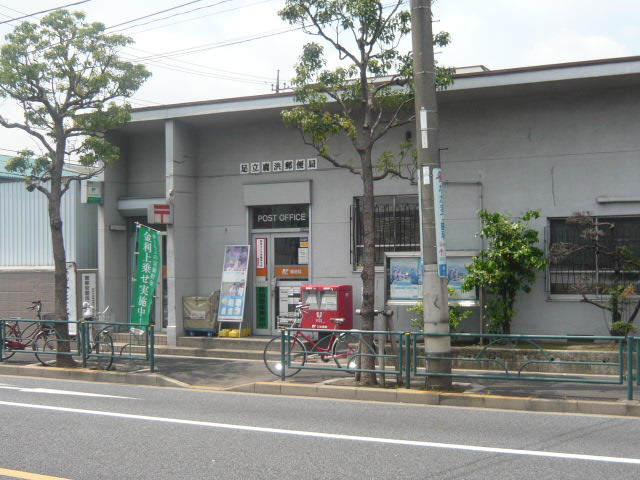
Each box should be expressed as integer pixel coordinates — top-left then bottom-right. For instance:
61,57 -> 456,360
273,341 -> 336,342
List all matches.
131,225 -> 161,327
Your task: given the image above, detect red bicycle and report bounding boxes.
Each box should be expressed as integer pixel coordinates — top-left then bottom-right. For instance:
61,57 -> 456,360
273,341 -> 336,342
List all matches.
263,303 -> 375,377
1,301 -> 55,365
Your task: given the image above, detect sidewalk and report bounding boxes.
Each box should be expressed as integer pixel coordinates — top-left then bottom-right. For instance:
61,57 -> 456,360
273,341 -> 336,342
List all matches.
2,353 -> 640,417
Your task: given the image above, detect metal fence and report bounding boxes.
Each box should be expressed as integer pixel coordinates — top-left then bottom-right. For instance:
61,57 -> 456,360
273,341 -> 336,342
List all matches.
274,328 -> 640,400
0,318 -> 155,372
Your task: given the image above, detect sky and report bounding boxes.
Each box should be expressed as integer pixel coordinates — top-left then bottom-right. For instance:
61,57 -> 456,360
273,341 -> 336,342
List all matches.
1,0 -> 639,155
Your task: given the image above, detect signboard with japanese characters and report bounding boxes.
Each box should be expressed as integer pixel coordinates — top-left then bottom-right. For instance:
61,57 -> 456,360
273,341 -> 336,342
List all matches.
130,225 -> 161,327
240,158 -> 317,175
433,168 -> 447,278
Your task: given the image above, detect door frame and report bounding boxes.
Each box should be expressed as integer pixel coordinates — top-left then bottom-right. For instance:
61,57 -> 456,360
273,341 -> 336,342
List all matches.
251,231 -> 310,335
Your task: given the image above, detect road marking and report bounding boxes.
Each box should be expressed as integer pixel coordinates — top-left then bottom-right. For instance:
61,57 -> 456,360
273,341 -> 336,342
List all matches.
1,400 -> 639,465
0,467 -> 75,480
0,385 -> 133,399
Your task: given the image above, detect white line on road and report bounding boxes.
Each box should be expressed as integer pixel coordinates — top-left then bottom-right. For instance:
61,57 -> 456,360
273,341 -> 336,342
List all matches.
1,400 -> 639,465
0,384 -> 135,399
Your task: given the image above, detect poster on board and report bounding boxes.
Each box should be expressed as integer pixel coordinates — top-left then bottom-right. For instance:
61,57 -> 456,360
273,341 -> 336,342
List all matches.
387,255 -> 423,301
218,245 -> 250,322
447,257 -> 478,302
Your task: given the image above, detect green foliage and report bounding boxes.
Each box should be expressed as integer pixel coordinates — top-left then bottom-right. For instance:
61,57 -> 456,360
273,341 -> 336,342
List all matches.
278,0 -> 453,180
461,210 -> 547,334
609,321 -> 637,337
0,9 -> 150,186
409,288 -> 472,332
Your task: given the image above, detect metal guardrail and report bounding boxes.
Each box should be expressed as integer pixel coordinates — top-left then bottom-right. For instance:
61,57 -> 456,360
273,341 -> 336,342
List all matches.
275,328 -> 405,382
277,328 -> 639,400
0,318 -> 155,372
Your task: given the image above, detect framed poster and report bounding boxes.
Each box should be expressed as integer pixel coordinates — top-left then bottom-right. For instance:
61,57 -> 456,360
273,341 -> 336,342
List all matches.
447,251 -> 479,304
385,252 -> 423,303
384,251 -> 479,306
218,245 -> 250,322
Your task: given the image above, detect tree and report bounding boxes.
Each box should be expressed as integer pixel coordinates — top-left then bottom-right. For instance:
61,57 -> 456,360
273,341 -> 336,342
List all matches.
279,0 -> 453,385
408,287 -> 472,332
549,213 -> 640,336
461,210 -> 547,334
0,10 -> 150,366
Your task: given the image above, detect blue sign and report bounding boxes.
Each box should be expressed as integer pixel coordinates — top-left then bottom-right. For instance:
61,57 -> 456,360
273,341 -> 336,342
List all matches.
439,263 -> 448,278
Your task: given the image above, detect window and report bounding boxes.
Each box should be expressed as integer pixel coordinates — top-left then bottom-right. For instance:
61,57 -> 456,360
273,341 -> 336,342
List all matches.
352,195 -> 420,266
548,216 -> 640,294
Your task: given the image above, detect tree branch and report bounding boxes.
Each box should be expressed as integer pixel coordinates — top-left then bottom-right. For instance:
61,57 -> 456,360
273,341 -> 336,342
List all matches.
581,294 -> 609,311
301,5 -> 361,67
0,116 -> 55,156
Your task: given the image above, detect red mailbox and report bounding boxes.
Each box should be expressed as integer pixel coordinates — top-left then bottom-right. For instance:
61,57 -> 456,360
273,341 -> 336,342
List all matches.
300,284 -> 353,330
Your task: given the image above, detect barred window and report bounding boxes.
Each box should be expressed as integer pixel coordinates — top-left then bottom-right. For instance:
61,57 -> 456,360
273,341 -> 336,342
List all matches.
352,195 -> 420,266
549,216 -> 640,294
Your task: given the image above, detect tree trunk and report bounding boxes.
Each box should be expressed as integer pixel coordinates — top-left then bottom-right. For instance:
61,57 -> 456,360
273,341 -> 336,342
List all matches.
50,143 -> 75,367
358,148 -> 378,386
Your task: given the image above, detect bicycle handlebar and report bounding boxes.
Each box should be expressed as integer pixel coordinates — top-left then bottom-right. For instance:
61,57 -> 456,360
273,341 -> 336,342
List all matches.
27,301 -> 42,312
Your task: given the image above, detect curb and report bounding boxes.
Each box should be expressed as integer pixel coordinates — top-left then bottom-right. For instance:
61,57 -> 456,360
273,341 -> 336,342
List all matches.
0,363 -> 178,388
228,381 -> 640,417
3,363 -> 639,418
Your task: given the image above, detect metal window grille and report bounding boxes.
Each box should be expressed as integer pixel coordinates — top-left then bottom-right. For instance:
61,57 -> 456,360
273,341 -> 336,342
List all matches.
352,195 -> 420,266
548,216 -> 640,294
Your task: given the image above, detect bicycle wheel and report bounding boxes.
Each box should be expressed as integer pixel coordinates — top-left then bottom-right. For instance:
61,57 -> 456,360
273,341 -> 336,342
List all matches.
263,335 -> 306,377
33,332 -> 56,366
307,334 -> 334,364
94,330 -> 114,371
1,323 -> 18,361
332,332 -> 377,372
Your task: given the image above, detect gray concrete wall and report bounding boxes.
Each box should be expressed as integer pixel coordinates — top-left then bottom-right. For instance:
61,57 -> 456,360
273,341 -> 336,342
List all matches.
439,85 -> 640,335
113,82 -> 640,337
0,269 -> 55,318
166,120 -> 198,342
99,134 -> 131,325
126,132 -> 166,198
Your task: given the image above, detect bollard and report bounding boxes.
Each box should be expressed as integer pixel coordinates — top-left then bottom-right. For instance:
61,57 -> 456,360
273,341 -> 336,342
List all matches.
628,339 -> 634,401
280,328 -> 286,382
0,320 -> 4,362
150,323 -> 156,373
404,332 -> 411,389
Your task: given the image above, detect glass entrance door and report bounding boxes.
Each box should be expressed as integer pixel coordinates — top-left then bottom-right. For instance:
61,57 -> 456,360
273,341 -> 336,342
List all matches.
252,233 -> 310,335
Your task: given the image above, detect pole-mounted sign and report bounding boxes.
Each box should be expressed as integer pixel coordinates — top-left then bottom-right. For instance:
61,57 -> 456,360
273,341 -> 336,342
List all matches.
433,168 -> 447,278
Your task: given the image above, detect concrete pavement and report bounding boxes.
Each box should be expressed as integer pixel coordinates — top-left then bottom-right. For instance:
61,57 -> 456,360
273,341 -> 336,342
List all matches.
2,352 -> 640,418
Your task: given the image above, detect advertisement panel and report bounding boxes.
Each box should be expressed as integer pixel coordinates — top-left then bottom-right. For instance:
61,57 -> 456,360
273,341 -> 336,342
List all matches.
218,245 -> 250,323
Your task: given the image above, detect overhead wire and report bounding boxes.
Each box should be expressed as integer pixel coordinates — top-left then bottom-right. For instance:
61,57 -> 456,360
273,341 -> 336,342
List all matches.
106,0 -> 206,30
0,0 -> 92,25
107,0 -> 233,33
122,44 -> 276,82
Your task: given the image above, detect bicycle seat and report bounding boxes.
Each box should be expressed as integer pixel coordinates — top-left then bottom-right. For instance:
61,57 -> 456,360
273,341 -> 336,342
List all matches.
332,318 -> 345,325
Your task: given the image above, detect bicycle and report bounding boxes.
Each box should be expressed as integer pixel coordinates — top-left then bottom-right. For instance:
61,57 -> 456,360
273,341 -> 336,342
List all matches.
1,301 -> 56,366
263,303 -> 376,377
38,303 -> 114,370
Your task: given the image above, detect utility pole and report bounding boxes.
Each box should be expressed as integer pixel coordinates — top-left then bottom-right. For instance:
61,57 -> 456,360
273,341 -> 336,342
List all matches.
410,0 -> 452,387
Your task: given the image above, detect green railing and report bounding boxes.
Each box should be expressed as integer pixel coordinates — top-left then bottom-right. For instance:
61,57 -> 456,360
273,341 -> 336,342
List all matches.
410,332 -> 637,399
1,318 -> 155,372
276,328 -> 639,400
276,328 -> 405,382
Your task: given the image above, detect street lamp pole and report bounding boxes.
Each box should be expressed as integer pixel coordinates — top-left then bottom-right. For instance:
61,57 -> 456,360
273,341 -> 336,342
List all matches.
410,0 -> 451,387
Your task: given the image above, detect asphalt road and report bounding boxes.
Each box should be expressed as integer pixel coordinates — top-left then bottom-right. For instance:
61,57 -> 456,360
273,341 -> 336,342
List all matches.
1,375 -> 640,480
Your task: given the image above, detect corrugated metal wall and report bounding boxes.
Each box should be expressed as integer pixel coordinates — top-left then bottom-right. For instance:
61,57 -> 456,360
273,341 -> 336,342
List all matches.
0,180 -> 96,268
